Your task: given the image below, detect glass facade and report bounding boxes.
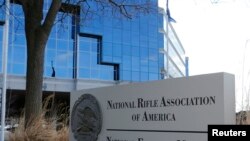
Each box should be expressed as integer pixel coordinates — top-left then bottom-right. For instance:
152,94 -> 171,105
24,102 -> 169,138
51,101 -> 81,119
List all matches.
0,0 -> 186,82
0,0 -> 4,21
79,0 -> 163,81
0,0 -> 4,73
168,23 -> 186,77
77,35 -> 114,80
158,5 -> 186,78
0,25 -> 3,72
8,4 -> 26,75
44,12 -> 74,78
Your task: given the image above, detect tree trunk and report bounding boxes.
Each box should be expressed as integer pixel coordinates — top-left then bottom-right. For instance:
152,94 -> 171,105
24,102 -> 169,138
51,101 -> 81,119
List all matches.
24,23 -> 48,126
22,0 -> 62,127
24,35 -> 45,126
22,1 -> 45,127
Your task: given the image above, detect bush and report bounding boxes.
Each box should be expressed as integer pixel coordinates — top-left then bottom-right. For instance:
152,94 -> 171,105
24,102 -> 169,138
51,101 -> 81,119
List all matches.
8,95 -> 69,141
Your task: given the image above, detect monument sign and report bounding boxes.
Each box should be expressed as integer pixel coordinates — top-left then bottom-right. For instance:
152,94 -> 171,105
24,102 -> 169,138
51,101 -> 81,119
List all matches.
70,73 -> 235,141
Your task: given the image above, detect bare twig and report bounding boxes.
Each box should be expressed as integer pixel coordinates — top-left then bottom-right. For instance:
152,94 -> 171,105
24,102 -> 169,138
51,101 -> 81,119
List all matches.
107,0 -> 154,18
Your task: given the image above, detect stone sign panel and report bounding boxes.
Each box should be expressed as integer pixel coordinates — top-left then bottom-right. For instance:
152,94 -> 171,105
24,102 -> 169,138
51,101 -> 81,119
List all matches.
70,73 -> 235,141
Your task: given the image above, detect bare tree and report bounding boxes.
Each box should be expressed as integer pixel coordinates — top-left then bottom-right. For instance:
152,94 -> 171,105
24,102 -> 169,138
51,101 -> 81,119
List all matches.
4,0 -> 155,127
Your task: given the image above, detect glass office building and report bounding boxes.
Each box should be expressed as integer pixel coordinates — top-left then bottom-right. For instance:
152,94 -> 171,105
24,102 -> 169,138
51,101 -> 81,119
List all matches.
0,0 -> 187,115
3,1 -> 164,82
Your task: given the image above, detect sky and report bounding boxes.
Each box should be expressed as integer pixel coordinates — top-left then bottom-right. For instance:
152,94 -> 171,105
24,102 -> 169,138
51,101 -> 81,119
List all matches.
159,0 -> 250,112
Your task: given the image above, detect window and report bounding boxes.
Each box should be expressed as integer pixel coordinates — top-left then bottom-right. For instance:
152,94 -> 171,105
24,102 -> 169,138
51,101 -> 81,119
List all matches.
77,34 -> 117,81
132,71 -> 140,81
122,70 -> 131,81
112,43 -> 122,57
0,25 -> 3,72
131,57 -> 139,71
122,56 -> 131,71
8,3 -> 26,75
0,2 -> 4,21
7,3 -> 76,78
44,13 -> 74,78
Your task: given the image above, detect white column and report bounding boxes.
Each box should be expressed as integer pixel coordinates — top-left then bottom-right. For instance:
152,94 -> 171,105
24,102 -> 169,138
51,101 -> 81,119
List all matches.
163,0 -> 169,79
1,0 -> 10,140
165,10 -> 169,79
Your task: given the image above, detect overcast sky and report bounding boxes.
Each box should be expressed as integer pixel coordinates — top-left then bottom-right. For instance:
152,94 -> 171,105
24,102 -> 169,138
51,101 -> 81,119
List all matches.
159,0 -> 250,112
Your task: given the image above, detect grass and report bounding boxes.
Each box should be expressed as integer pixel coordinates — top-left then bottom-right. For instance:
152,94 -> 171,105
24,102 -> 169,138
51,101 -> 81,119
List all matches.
8,95 -> 69,141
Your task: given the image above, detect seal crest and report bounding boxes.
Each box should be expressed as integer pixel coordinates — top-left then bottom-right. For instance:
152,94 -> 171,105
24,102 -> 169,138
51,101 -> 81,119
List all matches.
71,94 -> 102,141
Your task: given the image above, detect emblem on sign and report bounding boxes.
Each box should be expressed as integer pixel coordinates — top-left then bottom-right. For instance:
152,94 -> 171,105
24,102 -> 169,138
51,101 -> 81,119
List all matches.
71,94 -> 102,141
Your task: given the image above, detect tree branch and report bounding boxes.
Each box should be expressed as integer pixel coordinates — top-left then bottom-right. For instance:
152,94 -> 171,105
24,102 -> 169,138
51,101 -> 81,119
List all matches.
108,0 -> 131,18
42,0 -> 62,35
107,0 -> 154,19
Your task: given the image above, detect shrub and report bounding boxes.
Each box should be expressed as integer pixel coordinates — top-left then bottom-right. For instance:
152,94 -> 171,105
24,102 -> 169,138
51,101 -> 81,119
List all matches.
9,94 -> 69,141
